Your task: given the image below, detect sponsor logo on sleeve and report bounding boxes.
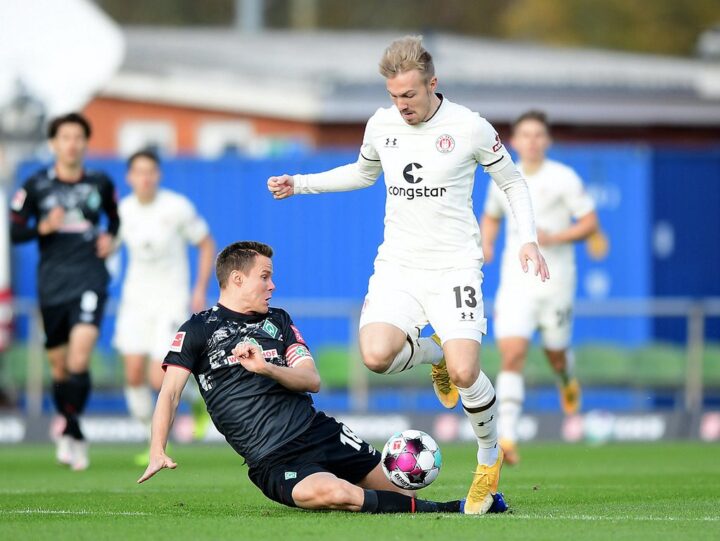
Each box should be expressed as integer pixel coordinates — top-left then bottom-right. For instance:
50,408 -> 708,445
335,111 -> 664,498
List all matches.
492,134 -> 503,153
291,325 -> 306,345
169,332 -> 186,353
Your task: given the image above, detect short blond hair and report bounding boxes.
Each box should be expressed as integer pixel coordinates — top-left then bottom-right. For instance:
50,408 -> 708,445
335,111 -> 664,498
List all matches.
379,35 -> 435,81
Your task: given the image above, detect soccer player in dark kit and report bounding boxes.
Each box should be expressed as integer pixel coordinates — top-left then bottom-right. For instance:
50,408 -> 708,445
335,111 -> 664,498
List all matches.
138,241 -> 473,513
10,113 -> 119,470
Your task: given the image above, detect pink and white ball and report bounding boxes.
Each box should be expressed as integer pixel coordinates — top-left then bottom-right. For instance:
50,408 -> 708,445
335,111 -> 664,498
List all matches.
381,430 -> 442,490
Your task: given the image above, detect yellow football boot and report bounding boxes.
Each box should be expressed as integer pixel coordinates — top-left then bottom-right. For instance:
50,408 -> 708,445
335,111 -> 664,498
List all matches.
559,378 -> 582,415
430,334 -> 459,409
464,447 -> 504,515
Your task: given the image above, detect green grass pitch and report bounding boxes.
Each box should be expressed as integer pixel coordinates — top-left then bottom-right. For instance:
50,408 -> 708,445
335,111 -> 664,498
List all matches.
1,442 -> 718,540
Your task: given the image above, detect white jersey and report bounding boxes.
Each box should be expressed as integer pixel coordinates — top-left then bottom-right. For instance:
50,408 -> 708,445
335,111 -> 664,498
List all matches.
485,159 -> 595,286
294,95 -> 536,270
117,189 -> 209,308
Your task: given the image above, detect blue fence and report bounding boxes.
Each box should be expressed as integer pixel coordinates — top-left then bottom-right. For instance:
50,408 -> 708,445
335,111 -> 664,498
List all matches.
12,145 -> 720,349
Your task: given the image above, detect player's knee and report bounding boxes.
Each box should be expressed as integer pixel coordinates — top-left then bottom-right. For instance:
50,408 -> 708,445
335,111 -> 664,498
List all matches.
447,363 -> 480,388
500,347 -> 525,372
360,344 -> 394,374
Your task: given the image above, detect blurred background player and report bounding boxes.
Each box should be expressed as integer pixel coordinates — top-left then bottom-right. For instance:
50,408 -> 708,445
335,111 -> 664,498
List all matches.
481,110 -> 599,465
139,240 -> 465,514
268,36 -> 549,514
9,112 -> 119,470
114,150 -> 215,462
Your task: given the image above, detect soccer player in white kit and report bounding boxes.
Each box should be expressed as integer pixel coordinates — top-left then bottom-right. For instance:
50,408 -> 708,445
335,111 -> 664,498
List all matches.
267,36 -> 549,514
114,151 -> 216,451
481,111 -> 599,465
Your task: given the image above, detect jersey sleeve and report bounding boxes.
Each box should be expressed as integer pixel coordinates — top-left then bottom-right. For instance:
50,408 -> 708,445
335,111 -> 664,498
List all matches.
99,175 -> 120,237
177,196 -> 210,245
562,169 -> 596,219
162,318 -> 203,373
278,311 -> 314,368
9,178 -> 40,243
483,180 -> 506,219
471,116 -> 512,173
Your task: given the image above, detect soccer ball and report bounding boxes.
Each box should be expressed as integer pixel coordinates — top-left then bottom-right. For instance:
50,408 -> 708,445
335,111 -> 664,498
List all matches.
381,430 -> 442,490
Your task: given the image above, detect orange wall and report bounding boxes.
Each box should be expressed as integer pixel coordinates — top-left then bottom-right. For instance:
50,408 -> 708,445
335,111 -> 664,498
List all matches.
82,97 -> 333,155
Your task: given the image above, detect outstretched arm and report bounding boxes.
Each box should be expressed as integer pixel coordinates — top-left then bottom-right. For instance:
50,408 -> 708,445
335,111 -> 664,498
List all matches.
137,366 -> 191,483
191,234 -> 216,312
268,156 -> 382,200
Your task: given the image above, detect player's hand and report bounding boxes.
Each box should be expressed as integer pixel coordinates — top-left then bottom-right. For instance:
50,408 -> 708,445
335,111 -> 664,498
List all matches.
537,229 -> 557,247
137,452 -> 177,484
231,342 -> 268,374
38,206 -> 65,235
519,242 -> 550,282
267,175 -> 295,200
191,287 -> 207,313
96,232 -> 114,258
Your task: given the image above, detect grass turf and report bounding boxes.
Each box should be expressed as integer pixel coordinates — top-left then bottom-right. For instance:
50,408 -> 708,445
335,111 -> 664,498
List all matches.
0,442 -> 718,540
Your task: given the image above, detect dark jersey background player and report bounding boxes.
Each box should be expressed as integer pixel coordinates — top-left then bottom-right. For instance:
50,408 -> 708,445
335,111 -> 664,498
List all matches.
10,112 -> 119,471
137,241 -> 462,514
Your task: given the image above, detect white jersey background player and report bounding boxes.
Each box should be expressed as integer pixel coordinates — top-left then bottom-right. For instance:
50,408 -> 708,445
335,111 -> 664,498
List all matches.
114,150 -> 216,450
481,110 -> 599,465
268,36 -> 549,515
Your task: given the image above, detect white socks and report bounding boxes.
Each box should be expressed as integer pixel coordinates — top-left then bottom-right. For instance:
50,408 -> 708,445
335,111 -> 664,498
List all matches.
496,371 -> 524,444
382,336 -> 443,375
457,371 -> 498,466
124,385 -> 153,436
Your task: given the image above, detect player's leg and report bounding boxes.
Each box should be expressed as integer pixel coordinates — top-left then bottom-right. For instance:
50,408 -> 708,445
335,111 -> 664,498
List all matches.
428,266 -> 500,514
495,337 -> 530,465
358,263 -> 442,375
493,286 -> 537,465
539,295 -> 580,415
63,291 -> 106,470
123,354 -> 154,432
116,302 -> 155,438
41,304 -> 74,465
292,470 -> 461,513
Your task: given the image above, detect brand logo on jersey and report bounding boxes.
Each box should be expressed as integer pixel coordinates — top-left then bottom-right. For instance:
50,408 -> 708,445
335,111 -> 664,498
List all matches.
402,163 -> 423,184
492,134 -> 503,153
385,137 -> 399,148
262,320 -> 279,338
284,472 -> 297,480
435,134 -> 455,153
11,189 -> 27,211
169,332 -> 186,352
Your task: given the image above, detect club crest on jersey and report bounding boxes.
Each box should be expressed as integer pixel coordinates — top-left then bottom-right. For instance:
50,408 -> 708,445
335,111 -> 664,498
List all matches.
435,134 -> 455,153
169,332 -> 186,352
262,320 -> 279,338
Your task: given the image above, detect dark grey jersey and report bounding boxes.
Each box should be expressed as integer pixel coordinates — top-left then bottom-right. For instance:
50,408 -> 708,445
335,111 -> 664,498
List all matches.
163,304 -> 316,467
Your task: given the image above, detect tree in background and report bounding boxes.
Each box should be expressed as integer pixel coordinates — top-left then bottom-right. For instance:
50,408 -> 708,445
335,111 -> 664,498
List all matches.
96,0 -> 720,57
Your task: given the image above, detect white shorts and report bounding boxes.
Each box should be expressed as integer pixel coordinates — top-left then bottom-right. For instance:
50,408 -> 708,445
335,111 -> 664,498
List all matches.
359,261 -> 487,344
114,299 -> 188,360
493,279 -> 575,350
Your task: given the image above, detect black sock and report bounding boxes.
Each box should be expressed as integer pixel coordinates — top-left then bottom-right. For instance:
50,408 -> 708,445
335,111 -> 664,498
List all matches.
361,490 -> 462,514
53,379 -> 83,439
66,371 -> 91,414
62,372 -> 91,440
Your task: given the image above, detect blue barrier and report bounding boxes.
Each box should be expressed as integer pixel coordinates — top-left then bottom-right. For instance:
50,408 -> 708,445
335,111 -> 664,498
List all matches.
12,145 -> 718,349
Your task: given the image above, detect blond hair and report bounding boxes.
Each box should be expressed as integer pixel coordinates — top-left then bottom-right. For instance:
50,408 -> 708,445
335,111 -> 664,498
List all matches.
379,35 -> 435,81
